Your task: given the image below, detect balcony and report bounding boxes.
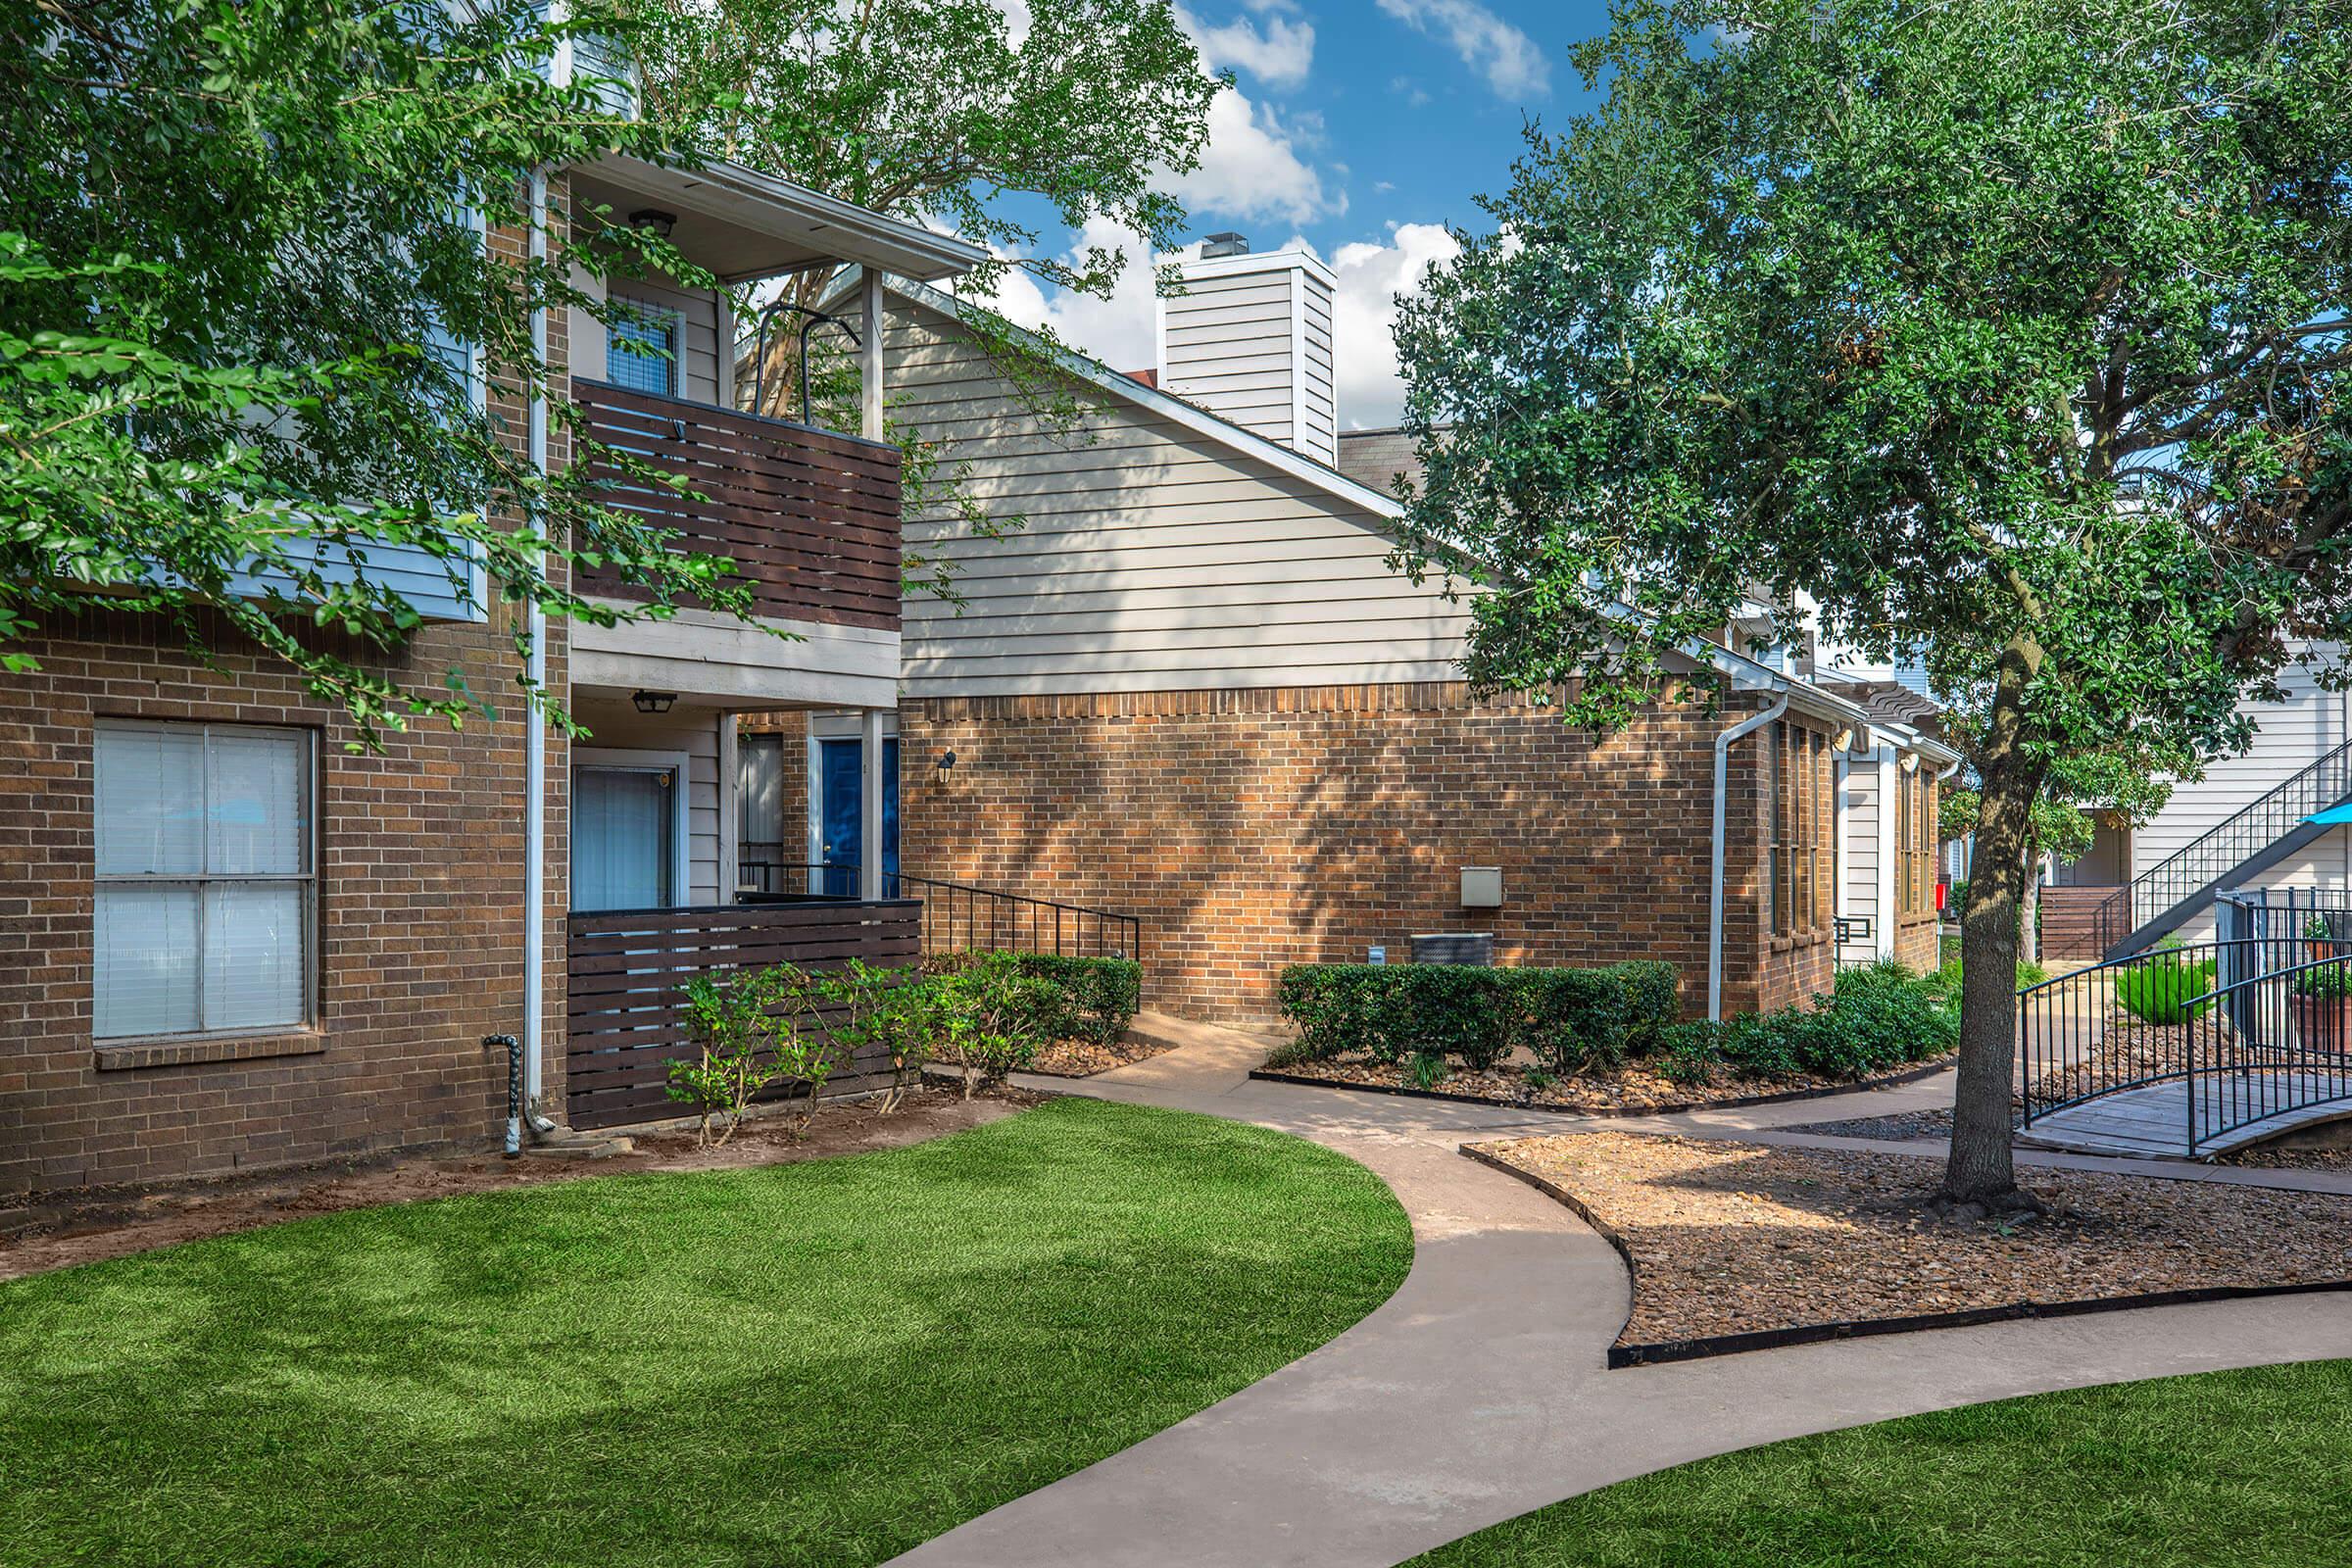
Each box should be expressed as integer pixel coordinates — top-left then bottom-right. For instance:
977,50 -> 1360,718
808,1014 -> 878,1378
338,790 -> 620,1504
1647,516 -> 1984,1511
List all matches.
567,380 -> 904,707
576,378 -> 902,629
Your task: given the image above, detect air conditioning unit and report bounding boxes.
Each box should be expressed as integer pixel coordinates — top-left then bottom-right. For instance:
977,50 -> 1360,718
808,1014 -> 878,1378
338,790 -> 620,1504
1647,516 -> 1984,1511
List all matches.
1411,932 -> 1494,966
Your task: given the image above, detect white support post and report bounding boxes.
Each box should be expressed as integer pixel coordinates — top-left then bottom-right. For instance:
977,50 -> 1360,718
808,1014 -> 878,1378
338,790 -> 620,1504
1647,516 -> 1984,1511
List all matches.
860,269 -> 885,443
860,708 -> 885,901
717,712 -> 740,900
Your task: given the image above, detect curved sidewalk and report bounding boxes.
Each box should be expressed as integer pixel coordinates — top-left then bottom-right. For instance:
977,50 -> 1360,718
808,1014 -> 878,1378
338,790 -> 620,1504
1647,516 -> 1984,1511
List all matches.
890,1017 -> 2352,1568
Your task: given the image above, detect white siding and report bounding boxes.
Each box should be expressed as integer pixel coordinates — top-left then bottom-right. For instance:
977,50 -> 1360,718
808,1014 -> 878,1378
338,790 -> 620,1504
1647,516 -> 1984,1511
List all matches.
888,300 -> 1469,698
1839,753 -> 1883,963
1159,253 -> 1339,466
2132,656 -> 2351,878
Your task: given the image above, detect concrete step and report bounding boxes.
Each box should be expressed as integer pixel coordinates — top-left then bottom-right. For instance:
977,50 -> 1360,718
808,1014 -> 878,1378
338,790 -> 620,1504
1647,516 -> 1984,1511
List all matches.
522,1131 -> 634,1159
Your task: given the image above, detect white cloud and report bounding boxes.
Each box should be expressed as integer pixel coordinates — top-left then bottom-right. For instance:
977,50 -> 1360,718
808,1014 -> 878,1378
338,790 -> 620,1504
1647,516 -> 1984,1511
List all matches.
1171,86 -> 1343,225
979,219 -> 1181,375
1375,0 -> 1549,99
1328,222 -> 1461,427
1177,2 -> 1314,87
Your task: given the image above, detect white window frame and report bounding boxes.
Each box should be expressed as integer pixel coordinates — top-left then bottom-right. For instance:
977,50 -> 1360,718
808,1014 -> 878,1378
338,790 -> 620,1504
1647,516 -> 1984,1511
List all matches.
572,747 -> 692,911
92,719 -> 319,1041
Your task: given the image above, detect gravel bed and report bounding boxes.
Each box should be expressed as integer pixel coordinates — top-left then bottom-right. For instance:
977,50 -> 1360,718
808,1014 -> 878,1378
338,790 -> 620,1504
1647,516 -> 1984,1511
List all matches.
1478,1130 -> 2352,1348
1784,1107 -> 1955,1142
1266,1052 -> 1954,1114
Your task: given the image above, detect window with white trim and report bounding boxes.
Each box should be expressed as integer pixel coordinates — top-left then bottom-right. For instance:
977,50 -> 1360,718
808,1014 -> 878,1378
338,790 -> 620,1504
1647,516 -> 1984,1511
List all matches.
93,722 -> 317,1039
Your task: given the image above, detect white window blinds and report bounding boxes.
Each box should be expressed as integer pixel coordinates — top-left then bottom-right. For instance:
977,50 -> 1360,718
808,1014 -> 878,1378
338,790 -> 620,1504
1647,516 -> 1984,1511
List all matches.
93,722 -> 315,1038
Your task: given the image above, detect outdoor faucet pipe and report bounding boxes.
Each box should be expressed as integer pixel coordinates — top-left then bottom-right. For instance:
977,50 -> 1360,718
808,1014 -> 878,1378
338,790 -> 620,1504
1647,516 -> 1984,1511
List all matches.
488,1034 -> 522,1156
1709,694 -> 1792,1022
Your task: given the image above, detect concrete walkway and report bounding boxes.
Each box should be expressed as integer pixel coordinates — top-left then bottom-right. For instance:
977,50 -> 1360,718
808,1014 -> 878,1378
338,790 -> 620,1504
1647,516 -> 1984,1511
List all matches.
889,1017 -> 2352,1568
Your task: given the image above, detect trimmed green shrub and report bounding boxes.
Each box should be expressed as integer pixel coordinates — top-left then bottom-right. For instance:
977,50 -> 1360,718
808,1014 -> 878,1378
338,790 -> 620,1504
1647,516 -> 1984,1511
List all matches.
929,951 -> 1143,1047
1654,963 -> 1957,1085
1273,959 -> 1684,1075
2115,953 -> 2216,1024
2295,962 -> 2352,999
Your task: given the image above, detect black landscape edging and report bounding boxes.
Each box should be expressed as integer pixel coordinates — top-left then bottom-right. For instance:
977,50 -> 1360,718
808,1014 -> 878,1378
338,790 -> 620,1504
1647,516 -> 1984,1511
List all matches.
1457,1143 -> 2352,1370
1250,1055 -> 1954,1119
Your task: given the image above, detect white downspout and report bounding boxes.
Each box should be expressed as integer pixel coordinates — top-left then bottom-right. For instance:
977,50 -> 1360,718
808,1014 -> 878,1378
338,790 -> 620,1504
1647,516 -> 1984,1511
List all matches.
1710,694 -> 1791,1021
523,169 -> 555,1132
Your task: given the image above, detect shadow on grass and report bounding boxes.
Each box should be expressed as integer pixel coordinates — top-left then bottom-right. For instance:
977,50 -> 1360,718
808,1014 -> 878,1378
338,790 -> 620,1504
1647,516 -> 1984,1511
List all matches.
0,1099 -> 1411,1568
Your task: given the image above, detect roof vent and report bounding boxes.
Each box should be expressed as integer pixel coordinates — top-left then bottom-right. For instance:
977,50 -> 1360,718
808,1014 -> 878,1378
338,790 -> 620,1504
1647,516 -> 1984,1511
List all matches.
1200,231 -> 1250,259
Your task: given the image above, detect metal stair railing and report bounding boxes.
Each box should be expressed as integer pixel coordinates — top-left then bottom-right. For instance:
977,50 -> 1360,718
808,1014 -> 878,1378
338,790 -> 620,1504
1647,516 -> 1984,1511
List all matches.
2096,737 -> 2352,948
734,858 -> 1141,962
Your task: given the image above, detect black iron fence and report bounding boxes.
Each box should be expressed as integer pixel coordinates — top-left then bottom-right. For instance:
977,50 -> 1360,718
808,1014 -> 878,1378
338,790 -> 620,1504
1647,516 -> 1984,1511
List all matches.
2017,888 -> 2352,1154
736,859 -> 1141,962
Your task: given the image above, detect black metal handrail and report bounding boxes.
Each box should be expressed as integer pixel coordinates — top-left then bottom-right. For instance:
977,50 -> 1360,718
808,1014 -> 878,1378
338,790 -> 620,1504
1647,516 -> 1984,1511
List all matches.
2018,919 -> 2352,1154
2096,737 -> 2352,947
736,859 -> 1141,962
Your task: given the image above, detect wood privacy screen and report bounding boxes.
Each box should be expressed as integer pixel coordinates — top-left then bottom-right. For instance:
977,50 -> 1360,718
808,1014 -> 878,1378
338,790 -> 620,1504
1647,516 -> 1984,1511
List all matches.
574,378 -> 903,630
564,900 -> 924,1131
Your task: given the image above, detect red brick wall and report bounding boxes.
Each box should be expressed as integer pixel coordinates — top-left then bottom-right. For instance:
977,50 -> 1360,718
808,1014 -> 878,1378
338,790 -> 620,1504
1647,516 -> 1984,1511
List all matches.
895,683 -> 1834,1024
0,606 -> 569,1197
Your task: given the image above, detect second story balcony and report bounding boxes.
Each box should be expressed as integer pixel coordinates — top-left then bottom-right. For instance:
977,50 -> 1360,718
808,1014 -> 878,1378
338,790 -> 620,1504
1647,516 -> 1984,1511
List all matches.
562,153 -> 985,710
575,377 -> 904,631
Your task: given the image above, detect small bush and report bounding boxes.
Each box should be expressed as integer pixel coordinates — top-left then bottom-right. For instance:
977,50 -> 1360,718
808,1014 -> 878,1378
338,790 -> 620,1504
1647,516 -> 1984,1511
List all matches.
936,952 -> 1063,1098
2292,961 -> 2351,999
1273,959 -> 1684,1076
2115,954 -> 2216,1024
930,951 -> 1143,1048
1648,964 -> 1956,1086
671,962 -> 853,1144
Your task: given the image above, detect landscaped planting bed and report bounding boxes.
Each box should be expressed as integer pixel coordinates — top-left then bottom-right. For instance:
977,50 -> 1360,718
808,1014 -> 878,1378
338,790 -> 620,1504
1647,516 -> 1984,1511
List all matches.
1474,1130 -> 2352,1358
925,950 -> 1160,1078
1265,959 -> 1957,1112
0,1099 -> 1411,1568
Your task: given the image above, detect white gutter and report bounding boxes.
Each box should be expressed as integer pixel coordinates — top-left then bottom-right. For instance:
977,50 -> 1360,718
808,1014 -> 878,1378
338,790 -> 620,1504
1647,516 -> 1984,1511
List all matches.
523,169 -> 553,1131
1709,694 -> 1791,1021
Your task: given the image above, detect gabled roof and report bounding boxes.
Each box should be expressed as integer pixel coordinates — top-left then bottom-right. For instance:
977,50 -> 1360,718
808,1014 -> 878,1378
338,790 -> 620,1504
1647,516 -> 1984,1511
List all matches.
860,268 -> 1893,735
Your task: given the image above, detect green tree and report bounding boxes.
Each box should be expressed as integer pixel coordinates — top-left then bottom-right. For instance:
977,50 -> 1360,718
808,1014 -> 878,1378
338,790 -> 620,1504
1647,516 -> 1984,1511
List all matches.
1942,752 -> 2173,963
1394,0 -> 2352,1209
2,0 -> 754,743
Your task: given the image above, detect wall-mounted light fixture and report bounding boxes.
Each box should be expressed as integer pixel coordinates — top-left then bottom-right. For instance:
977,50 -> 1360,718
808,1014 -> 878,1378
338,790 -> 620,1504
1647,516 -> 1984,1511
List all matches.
627,208 -> 677,239
631,689 -> 677,715
935,749 -> 957,774
1900,751 -> 1922,773
1833,725 -> 1855,752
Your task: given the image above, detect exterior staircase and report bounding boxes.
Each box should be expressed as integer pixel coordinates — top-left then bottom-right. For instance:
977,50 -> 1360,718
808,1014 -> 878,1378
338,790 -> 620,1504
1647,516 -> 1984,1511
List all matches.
2098,737 -> 2352,959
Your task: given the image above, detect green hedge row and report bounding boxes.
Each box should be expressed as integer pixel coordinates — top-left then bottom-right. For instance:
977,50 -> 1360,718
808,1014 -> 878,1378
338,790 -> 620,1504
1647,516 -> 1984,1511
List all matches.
1272,960 -> 1681,1077
1658,961 -> 1958,1083
928,951 -> 1142,1047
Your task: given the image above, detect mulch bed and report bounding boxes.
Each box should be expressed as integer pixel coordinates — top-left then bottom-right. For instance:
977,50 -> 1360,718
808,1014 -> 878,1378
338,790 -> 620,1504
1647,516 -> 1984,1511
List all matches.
0,1086 -> 1045,1284
1259,1052 -> 1955,1116
1473,1130 -> 2352,1359
933,1033 -> 1178,1079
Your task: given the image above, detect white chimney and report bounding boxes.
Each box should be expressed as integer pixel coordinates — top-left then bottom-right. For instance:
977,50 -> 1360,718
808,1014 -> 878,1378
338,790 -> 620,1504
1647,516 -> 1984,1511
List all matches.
1158,235 -> 1338,466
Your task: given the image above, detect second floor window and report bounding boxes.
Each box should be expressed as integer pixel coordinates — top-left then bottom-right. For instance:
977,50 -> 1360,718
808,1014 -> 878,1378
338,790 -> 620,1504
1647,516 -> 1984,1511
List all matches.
608,302 -> 680,397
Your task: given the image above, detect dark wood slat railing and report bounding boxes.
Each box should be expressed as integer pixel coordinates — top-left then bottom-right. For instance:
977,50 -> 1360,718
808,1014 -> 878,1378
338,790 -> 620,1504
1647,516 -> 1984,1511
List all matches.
574,378 -> 903,630
564,899 -> 922,1130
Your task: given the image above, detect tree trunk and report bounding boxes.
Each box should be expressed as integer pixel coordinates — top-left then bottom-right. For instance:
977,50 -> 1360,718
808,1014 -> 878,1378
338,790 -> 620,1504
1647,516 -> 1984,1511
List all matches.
1942,652 -> 2049,1211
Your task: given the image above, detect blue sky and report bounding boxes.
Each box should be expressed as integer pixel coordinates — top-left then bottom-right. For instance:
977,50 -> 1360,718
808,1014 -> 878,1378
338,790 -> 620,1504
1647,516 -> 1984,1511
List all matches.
983,0 -> 1619,427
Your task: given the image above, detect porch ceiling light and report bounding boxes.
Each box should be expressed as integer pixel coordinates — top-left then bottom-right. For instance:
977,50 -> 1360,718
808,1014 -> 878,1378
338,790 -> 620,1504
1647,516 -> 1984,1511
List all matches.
628,208 -> 678,239
631,689 -> 677,715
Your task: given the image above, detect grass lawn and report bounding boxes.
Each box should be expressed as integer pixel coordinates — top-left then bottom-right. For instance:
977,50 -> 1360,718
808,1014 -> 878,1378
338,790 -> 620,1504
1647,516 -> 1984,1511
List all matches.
1409,1360 -> 2352,1567
0,1098 -> 1411,1568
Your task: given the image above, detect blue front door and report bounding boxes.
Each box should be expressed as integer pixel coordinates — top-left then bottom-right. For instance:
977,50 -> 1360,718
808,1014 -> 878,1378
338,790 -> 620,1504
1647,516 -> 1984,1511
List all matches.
817,737 -> 898,897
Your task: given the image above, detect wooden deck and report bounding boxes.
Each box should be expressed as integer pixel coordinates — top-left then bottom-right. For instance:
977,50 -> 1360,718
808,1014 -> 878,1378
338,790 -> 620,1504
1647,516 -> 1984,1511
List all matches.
2018,1074 -> 2352,1158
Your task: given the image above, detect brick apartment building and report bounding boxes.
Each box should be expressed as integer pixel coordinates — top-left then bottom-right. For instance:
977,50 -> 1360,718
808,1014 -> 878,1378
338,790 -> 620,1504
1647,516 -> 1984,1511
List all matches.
0,159 -> 981,1197
762,251 -> 1952,1026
